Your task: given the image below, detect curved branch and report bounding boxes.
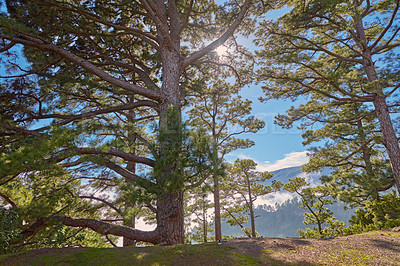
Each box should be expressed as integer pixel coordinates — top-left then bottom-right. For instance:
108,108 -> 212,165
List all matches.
369,0 -> 400,50
23,100 -> 159,124
61,159 -> 83,168
0,58 -> 63,79
80,195 -> 123,216
0,40 -> 17,52
18,216 -> 161,244
104,161 -> 155,189
0,192 -> 17,207
44,0 -> 160,50
0,122 -> 44,137
75,148 -> 155,167
1,33 -> 160,101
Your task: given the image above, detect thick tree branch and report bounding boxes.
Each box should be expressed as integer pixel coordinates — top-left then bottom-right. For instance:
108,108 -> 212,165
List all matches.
18,216 -> 161,244
0,192 -> 17,207
23,100 -> 159,124
1,33 -> 160,101
104,161 -> 155,189
140,0 -> 171,43
0,122 -> 44,137
179,0 -> 194,35
80,195 -> 123,216
75,148 -> 155,167
0,40 -> 16,52
61,159 -> 83,168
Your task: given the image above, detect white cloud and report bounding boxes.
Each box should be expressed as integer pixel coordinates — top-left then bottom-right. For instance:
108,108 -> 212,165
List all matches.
237,154 -> 253,160
255,151 -> 310,172
230,151 -> 310,172
254,191 -> 295,208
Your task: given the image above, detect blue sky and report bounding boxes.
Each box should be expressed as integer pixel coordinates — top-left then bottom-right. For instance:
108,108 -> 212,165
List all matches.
224,83 -> 309,172
221,6 -> 309,172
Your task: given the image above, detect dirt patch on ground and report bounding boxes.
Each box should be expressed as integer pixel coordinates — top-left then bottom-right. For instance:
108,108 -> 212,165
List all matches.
224,228 -> 400,265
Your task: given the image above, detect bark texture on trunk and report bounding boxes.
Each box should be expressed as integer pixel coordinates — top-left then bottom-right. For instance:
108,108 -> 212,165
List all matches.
354,20 -> 400,192
155,45 -> 185,245
156,192 -> 185,245
372,95 -> 400,192
202,194 -> 208,243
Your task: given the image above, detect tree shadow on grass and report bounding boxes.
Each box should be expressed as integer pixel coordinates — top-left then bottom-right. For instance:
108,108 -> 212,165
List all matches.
371,239 -> 400,253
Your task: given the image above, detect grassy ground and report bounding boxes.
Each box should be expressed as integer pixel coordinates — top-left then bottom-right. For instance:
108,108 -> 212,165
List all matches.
1,228 -> 400,265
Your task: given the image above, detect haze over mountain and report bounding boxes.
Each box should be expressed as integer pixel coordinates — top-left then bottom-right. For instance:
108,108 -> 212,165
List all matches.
220,166 -> 354,238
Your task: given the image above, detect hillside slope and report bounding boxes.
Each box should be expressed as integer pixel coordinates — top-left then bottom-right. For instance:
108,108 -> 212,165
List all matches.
2,228 -> 399,265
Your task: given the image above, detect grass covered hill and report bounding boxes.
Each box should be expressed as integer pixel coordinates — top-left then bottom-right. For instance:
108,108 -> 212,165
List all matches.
1,228 -> 400,265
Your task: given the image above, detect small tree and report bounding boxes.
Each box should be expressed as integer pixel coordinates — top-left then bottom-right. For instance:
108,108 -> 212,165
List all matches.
222,159 -> 281,238
276,100 -> 395,207
345,190 -> 400,234
187,79 -> 264,241
284,177 -> 344,238
185,184 -> 214,243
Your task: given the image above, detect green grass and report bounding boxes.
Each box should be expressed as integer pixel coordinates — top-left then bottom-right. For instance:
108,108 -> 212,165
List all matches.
322,249 -> 373,265
1,243 -> 264,266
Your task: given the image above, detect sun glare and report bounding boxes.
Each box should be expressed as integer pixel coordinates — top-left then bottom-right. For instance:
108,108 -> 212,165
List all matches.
216,45 -> 228,57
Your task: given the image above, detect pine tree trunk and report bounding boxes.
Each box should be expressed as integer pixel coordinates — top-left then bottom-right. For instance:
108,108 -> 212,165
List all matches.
155,46 -> 185,245
354,20 -> 400,193
124,110 -> 137,247
372,95 -> 400,192
156,192 -> 185,245
245,174 -> 256,237
202,194 -> 208,243
213,176 -> 222,241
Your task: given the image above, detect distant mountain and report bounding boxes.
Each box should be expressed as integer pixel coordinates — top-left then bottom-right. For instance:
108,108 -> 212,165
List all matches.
263,165 -> 333,186
221,199 -> 354,238
220,165 -> 352,238
269,166 -> 302,184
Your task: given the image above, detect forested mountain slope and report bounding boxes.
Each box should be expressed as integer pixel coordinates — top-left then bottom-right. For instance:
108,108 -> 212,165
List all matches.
221,166 -> 354,238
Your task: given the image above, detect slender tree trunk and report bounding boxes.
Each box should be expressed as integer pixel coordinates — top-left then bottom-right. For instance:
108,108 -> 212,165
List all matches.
202,194 -> 208,243
245,174 -> 256,237
213,176 -> 222,241
124,107 -> 138,247
356,110 -> 380,200
211,118 -> 222,242
356,114 -> 374,179
354,20 -> 400,193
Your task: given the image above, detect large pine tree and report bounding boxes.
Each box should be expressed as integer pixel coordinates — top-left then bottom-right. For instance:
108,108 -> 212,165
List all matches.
0,0 -> 252,245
